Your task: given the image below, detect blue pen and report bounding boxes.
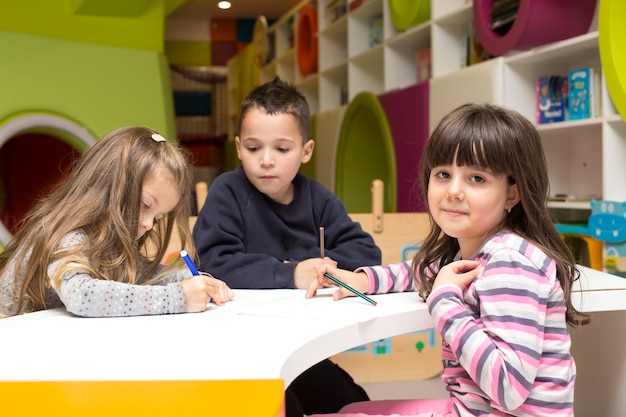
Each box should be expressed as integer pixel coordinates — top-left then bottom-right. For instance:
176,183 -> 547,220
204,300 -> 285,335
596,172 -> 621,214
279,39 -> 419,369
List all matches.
180,250 -> 200,276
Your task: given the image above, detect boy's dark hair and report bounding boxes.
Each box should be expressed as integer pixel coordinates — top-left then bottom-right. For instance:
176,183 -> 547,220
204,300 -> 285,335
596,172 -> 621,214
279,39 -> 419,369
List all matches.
238,77 -> 311,142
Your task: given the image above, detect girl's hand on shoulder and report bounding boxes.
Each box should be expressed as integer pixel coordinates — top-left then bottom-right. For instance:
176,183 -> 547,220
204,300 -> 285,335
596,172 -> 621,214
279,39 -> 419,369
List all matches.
181,274 -> 234,312
305,262 -> 368,301
432,260 -> 482,293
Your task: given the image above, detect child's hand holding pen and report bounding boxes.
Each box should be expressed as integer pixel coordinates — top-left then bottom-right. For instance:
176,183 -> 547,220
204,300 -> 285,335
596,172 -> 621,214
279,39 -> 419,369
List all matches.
180,250 -> 234,312
305,263 -> 371,303
305,226 -> 376,304
180,275 -> 233,311
294,257 -> 337,289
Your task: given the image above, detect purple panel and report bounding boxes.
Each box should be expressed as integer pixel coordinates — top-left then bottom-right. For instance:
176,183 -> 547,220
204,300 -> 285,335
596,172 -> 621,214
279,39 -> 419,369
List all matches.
474,0 -> 598,57
378,82 -> 429,213
211,42 -> 237,66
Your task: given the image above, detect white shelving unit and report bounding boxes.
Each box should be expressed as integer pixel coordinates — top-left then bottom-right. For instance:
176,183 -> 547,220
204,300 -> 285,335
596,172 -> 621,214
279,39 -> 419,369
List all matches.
317,0 -> 432,110
427,1 -> 626,211
258,0 -> 432,113
239,0 -> 626,209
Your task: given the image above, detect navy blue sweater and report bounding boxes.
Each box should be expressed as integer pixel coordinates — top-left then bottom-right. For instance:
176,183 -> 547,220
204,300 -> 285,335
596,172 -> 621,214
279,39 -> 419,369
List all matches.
193,167 -> 381,289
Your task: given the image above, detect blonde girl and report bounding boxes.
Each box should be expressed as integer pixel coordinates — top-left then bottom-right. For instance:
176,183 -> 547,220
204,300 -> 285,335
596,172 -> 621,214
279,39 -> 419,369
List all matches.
0,126 -> 232,317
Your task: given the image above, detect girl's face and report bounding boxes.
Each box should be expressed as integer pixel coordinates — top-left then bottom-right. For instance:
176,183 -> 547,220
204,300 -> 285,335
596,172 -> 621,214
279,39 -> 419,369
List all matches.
137,168 -> 180,240
235,108 -> 313,205
428,162 -> 519,259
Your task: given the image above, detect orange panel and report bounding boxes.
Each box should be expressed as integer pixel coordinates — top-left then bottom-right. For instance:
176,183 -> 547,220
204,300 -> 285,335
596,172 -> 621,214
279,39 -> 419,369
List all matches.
0,380 -> 285,417
297,5 -> 318,77
211,18 -> 237,43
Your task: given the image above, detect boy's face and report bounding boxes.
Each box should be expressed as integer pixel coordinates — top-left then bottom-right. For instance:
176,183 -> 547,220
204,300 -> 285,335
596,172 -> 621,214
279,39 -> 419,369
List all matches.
236,108 -> 313,205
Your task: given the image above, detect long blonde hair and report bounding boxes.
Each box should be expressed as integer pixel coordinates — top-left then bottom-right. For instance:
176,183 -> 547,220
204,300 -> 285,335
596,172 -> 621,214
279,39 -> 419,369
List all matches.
0,126 -> 194,314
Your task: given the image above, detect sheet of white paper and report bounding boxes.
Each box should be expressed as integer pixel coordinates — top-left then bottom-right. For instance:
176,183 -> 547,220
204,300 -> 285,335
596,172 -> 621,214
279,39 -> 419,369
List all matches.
236,288 -> 380,323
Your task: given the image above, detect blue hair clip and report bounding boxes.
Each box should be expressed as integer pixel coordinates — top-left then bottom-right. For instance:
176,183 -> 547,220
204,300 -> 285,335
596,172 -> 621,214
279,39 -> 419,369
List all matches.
151,133 -> 167,143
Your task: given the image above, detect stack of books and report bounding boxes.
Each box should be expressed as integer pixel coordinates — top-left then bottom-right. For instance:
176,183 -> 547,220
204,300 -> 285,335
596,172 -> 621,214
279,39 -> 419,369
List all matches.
535,67 -> 602,124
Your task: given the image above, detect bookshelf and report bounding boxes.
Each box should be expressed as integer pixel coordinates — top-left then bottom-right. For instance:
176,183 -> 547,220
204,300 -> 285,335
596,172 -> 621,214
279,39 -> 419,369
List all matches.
427,1 -> 626,211
229,0 -> 626,210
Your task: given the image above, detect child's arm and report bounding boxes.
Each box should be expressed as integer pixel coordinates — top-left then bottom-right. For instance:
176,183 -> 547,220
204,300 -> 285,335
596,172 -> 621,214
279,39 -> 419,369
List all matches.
55,271 -> 188,317
48,235 -> 228,316
306,261 -> 416,299
357,261 -> 416,294
55,267 -> 232,317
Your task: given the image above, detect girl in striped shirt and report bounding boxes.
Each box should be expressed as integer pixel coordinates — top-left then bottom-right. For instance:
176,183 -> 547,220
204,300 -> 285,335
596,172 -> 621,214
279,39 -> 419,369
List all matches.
307,103 -> 589,417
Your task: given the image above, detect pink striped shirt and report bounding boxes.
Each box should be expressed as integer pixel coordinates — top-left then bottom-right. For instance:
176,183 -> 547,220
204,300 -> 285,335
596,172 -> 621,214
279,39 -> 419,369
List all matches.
360,231 -> 575,417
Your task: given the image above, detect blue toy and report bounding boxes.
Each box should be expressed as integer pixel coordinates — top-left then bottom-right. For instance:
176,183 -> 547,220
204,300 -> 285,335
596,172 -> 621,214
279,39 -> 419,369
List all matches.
556,200 -> 626,277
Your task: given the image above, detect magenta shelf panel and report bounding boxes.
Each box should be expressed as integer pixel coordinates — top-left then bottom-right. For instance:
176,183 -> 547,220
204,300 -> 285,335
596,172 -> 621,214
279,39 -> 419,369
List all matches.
474,0 -> 597,57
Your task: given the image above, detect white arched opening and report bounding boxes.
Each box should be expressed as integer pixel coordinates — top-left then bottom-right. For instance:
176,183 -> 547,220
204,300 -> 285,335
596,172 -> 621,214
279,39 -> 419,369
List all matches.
0,113 -> 96,246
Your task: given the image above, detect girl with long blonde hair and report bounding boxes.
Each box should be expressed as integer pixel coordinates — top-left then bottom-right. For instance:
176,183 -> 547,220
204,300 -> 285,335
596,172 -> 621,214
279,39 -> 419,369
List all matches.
0,126 -> 232,317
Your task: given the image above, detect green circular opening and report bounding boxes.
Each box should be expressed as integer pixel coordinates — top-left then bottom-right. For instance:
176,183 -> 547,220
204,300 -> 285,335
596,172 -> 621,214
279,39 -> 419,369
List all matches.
336,92 -> 397,213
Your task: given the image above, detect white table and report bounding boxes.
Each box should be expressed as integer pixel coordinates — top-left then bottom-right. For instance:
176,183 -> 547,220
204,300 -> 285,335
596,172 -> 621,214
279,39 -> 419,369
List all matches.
0,289 -> 432,385
1,265 -> 625,416
0,289 -> 433,416
572,265 -> 626,312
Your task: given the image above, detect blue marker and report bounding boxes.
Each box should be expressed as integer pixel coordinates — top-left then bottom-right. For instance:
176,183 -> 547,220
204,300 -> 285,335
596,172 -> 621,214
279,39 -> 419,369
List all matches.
180,250 -> 200,276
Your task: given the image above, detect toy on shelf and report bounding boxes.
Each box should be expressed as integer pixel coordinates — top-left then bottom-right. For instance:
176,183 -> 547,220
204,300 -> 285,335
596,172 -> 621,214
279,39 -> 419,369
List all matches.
556,200 -> 626,277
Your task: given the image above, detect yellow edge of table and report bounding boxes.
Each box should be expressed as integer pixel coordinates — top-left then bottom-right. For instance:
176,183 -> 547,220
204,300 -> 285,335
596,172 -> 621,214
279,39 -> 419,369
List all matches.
0,379 -> 285,417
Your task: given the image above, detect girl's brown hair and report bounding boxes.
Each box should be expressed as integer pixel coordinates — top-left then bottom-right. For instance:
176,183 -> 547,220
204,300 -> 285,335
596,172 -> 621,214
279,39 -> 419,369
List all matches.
413,103 -> 589,326
0,126 -> 193,314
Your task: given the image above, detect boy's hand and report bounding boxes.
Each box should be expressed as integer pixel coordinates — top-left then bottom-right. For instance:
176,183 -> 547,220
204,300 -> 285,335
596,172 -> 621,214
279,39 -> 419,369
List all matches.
431,260 -> 482,293
182,275 -> 234,312
294,257 -> 337,289
305,263 -> 368,301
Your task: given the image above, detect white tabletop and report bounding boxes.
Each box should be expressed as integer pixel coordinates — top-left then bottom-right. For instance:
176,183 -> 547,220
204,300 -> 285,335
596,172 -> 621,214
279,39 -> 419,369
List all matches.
1,265 -> 624,385
572,265 -> 626,312
0,289 -> 432,386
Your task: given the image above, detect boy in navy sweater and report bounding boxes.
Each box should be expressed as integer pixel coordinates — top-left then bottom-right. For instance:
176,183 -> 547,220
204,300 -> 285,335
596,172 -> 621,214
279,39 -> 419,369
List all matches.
193,77 -> 381,416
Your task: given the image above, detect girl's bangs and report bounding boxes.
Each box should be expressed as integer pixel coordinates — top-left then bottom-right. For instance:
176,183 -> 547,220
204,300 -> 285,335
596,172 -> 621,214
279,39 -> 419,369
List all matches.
431,127 -> 510,176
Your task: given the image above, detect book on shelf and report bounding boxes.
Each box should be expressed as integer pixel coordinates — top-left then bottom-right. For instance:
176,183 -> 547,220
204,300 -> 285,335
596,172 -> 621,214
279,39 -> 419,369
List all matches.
536,75 -> 568,124
324,0 -> 347,24
369,14 -> 383,48
462,22 -> 491,67
568,67 -> 601,120
415,47 -> 431,83
349,0 -> 363,12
